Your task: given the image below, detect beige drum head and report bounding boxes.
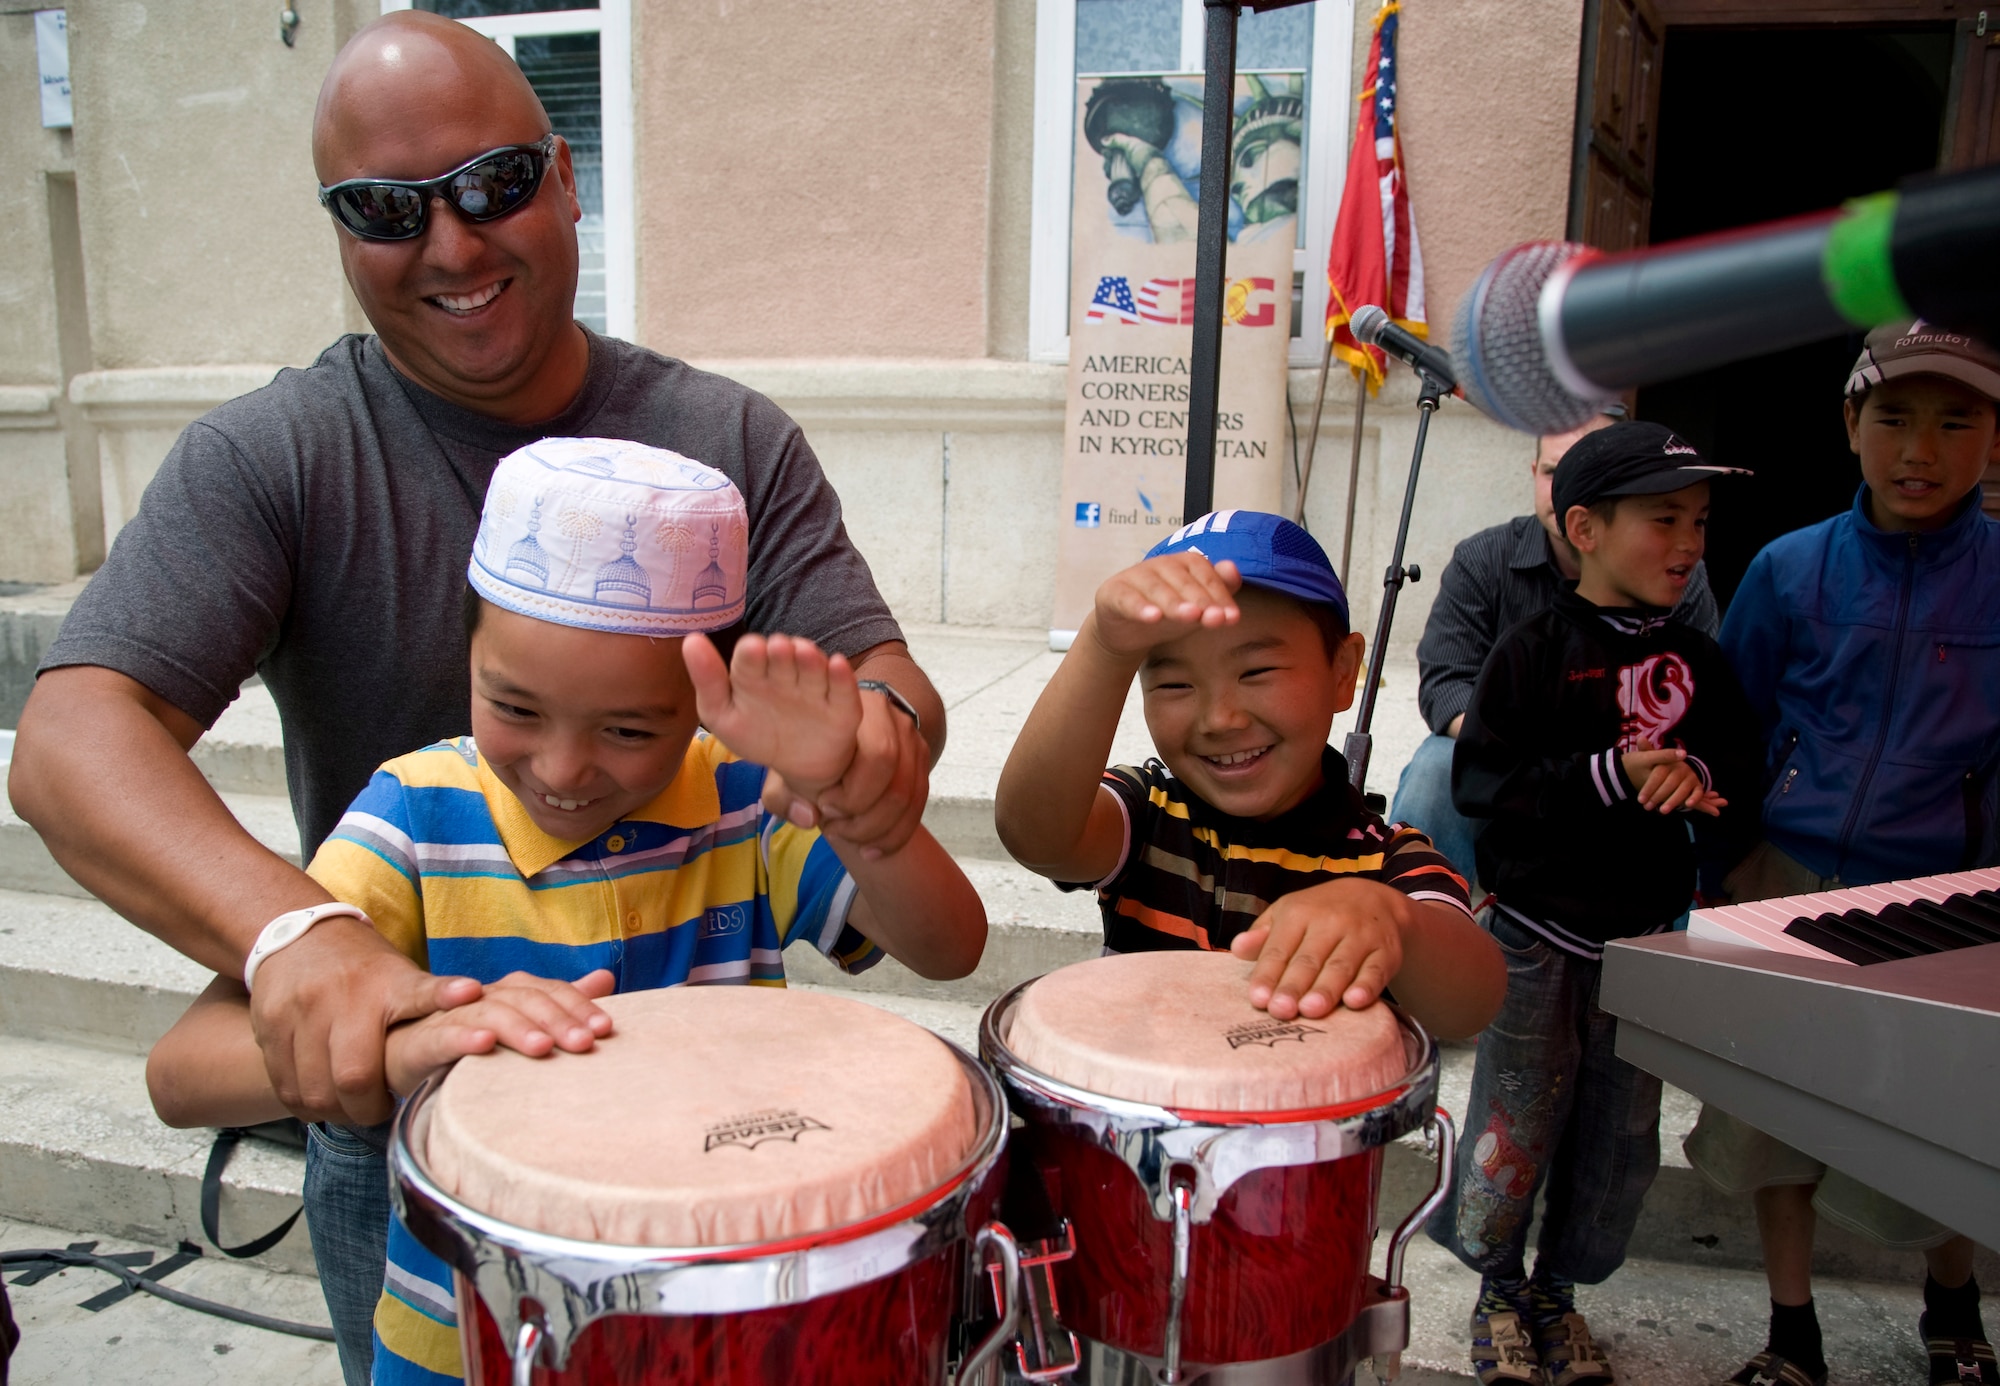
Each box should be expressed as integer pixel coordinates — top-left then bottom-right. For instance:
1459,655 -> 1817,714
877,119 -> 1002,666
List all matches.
424,987 -> 978,1247
1006,952 -> 1408,1115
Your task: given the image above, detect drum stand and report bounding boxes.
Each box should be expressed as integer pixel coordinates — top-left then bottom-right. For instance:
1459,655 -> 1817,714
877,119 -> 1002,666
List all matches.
1341,367 -> 1450,800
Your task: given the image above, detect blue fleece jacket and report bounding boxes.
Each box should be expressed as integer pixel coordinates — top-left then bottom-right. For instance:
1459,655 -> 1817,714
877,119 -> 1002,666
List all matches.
1720,486 -> 2000,886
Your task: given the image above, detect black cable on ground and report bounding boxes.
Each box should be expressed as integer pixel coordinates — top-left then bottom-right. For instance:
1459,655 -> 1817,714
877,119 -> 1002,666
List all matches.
1,1248 -> 335,1341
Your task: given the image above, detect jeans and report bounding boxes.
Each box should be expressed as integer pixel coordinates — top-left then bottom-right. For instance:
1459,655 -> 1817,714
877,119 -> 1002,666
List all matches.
1388,733 -> 1480,885
1425,909 -> 1662,1285
304,1122 -> 393,1386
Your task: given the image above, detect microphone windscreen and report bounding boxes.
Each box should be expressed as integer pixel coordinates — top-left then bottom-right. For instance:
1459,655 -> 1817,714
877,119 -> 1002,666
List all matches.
1450,240 -> 1608,435
1351,303 -> 1390,345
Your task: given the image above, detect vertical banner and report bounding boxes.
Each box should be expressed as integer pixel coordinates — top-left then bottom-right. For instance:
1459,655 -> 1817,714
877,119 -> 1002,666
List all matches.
1052,73 -> 1301,636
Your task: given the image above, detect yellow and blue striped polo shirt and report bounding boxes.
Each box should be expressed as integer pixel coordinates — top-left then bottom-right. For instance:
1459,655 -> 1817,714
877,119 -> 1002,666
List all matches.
307,732 -> 875,1385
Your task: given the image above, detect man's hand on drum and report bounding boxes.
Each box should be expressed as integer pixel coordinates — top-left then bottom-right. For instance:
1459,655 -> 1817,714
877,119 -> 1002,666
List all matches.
1087,553 -> 1242,663
249,915 -> 486,1127
384,969 -> 617,1096
1231,881 -> 1507,1039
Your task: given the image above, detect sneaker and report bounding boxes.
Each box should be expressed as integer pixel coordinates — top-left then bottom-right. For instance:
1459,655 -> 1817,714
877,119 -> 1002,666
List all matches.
1722,1351 -> 1827,1386
1536,1310 -> 1615,1386
1470,1308 -> 1541,1385
1919,1311 -> 1999,1385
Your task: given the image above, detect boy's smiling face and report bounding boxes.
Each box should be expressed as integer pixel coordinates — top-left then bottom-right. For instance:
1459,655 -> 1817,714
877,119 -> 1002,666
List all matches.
1845,374 -> 2000,533
1138,586 -> 1363,820
1566,481 -> 1710,610
469,602 -> 701,842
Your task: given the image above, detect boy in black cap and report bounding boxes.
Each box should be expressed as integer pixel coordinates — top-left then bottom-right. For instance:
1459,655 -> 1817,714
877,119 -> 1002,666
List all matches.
1425,421 -> 1765,1386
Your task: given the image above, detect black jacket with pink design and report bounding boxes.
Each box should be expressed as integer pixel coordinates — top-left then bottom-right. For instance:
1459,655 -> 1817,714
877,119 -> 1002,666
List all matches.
1452,588 -> 1763,946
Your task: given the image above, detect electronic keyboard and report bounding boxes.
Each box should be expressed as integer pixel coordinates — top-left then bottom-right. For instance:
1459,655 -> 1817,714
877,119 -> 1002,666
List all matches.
1601,870 -> 2000,1246
1687,865 -> 2000,965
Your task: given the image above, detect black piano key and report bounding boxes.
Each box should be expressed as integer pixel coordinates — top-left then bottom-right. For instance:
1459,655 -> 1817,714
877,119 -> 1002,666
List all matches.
1784,914 -> 1899,965
1871,904 -> 1960,954
1946,891 -> 2000,934
1832,908 -> 1929,959
1904,898 -> 2000,948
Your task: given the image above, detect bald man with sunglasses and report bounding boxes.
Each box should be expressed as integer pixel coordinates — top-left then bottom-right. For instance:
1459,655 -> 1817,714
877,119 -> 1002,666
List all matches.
8,14 -> 941,1380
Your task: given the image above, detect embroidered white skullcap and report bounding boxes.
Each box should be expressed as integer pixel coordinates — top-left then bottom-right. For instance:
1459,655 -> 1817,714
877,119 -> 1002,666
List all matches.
469,437 -> 747,634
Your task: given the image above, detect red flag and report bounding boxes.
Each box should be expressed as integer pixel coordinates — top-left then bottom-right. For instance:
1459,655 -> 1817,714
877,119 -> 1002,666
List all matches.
1325,1 -> 1427,395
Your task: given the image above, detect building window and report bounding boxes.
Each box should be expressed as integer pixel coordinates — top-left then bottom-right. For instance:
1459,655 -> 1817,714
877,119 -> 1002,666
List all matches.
385,1 -> 634,339
1029,0 -> 1354,365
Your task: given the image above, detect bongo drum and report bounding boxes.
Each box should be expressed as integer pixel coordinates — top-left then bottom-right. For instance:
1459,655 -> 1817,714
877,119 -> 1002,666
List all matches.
983,952 -> 1456,1385
390,987 -> 1041,1386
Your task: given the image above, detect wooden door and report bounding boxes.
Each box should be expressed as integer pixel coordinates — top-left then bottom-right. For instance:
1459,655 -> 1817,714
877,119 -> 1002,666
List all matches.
1943,14 -> 2000,517
1574,0 -> 1666,252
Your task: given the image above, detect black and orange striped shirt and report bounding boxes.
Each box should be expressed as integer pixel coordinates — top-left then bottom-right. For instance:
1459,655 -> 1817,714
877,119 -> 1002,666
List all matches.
1062,749 -> 1475,955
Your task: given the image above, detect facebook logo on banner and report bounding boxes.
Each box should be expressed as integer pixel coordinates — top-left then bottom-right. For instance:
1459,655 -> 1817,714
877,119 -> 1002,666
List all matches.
1075,503 -> 1102,527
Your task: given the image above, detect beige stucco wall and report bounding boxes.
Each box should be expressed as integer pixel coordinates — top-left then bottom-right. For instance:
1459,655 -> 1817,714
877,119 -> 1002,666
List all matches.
0,12 -> 93,583
0,15 -> 65,390
48,0 -> 375,553
631,0 -> 1000,359
64,0 -> 360,372
1395,0 -> 1583,346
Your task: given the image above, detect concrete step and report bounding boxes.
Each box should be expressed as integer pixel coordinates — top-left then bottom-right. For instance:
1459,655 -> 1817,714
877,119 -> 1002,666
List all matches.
0,785 -> 298,900
0,855 -> 1103,1057
0,1034 -> 315,1276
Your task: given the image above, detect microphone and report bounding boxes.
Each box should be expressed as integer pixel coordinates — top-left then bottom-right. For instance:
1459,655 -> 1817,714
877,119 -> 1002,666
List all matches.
1451,161 -> 2000,434
1351,304 -> 1457,389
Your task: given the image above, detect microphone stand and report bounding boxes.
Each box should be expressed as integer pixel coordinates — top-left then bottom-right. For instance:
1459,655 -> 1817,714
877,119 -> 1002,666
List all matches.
1343,366 -> 1447,797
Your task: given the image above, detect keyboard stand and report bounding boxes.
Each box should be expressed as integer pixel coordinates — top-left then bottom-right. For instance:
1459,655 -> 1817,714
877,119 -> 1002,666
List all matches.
1601,933 -> 2000,1247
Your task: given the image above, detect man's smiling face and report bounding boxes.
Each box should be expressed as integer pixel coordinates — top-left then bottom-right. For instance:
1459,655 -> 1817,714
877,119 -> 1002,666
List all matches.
312,13 -> 585,422
1138,586 -> 1362,821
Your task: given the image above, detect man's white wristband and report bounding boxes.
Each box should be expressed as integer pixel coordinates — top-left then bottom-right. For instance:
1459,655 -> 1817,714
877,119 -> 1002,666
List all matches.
243,903 -> 370,993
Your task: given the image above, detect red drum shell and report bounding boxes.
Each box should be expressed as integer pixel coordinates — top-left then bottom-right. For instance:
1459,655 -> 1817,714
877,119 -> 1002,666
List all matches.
1015,1121 -> 1382,1364
456,1253 -> 957,1386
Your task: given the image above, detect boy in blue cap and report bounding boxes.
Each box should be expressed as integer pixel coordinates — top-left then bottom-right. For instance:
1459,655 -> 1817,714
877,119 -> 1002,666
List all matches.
997,509 -> 1505,1041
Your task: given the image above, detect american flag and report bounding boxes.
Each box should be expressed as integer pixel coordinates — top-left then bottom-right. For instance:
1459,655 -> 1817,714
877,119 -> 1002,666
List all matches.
1137,277 -> 1192,324
1326,1 -> 1427,393
1086,276 -> 1140,324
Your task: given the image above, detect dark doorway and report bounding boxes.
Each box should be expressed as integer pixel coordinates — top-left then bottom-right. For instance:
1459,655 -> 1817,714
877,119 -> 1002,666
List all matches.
1635,25 -> 1954,609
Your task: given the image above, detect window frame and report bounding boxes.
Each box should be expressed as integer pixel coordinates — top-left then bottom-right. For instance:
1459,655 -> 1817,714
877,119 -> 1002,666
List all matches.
378,2 -> 635,341
1027,0 -> 1356,366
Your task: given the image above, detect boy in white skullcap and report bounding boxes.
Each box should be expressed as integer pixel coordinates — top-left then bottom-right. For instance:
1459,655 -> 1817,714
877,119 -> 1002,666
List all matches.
142,438 -> 987,1386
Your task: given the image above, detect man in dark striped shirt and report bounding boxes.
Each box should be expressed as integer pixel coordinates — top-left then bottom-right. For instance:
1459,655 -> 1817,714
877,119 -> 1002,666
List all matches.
997,510 -> 1504,1040
1392,411 -> 1718,883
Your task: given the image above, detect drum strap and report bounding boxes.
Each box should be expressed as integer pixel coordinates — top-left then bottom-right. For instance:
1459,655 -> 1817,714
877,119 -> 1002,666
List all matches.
201,1123 -> 308,1259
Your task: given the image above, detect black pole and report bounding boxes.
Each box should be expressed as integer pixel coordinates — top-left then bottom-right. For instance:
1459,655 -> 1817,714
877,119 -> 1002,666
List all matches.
1344,369 -> 1447,794
1182,0 -> 1240,522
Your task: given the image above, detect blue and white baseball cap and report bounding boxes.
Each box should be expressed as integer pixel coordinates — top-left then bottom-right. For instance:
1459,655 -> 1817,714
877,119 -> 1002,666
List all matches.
1144,509 -> 1348,629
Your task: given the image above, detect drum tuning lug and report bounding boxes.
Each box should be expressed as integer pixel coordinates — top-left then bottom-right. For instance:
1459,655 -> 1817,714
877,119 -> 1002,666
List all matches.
1385,1108 -> 1456,1293
962,1223 -> 1024,1386
511,1311 -> 547,1386
1009,1221 -> 1081,1380
1159,1173 -> 1197,1383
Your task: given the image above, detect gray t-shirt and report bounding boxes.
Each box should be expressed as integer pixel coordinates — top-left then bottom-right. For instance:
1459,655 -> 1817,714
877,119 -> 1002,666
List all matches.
43,331 -> 899,855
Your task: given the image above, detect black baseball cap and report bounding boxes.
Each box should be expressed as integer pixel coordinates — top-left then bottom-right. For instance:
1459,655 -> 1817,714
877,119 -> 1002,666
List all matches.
1551,420 -> 1751,519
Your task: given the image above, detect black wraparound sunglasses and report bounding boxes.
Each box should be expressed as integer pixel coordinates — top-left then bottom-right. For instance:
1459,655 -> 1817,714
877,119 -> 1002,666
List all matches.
317,134 -> 557,242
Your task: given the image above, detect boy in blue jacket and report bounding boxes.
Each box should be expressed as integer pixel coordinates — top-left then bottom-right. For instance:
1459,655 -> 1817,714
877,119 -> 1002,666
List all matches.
1688,321 -> 2000,1386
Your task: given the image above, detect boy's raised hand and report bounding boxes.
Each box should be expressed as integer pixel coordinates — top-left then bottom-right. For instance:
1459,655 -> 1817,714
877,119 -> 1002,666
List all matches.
1090,554 -> 1243,660
384,968 -> 616,1096
1228,878 -> 1410,1020
685,632 -> 863,802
